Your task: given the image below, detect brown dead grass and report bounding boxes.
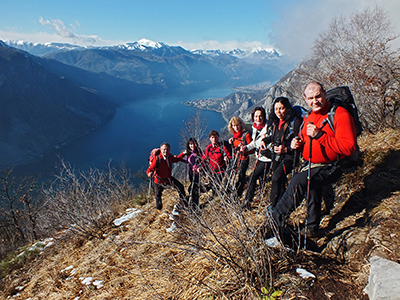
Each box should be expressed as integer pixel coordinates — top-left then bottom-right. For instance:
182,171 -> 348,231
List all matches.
2,129 -> 400,300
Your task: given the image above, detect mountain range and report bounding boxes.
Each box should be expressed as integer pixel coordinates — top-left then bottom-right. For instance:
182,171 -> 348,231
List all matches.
0,41 -> 116,169
0,38 -> 295,170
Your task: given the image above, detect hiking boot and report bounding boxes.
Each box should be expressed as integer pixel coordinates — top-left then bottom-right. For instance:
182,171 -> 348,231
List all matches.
166,222 -> 177,233
171,204 -> 180,216
301,228 -> 319,239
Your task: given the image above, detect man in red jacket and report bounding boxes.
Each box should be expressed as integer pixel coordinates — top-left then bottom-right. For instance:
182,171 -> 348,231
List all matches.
147,142 -> 187,212
272,82 -> 357,242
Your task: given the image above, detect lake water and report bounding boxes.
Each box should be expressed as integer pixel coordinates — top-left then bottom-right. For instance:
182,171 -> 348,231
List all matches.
12,87 -> 231,184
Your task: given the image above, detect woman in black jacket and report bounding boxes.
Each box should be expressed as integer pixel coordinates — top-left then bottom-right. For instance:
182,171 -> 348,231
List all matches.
262,97 -> 303,212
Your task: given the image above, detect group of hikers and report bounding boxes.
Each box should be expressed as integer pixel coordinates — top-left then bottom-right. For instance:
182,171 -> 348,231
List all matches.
147,81 -> 357,246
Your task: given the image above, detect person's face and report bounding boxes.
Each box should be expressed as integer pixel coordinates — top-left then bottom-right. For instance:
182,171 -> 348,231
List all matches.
304,84 -> 327,113
161,145 -> 170,156
189,142 -> 196,151
274,102 -> 287,120
254,110 -> 264,125
210,135 -> 219,145
232,123 -> 241,133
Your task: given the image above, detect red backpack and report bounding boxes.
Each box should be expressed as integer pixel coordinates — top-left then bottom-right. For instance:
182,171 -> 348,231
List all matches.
148,148 -> 161,167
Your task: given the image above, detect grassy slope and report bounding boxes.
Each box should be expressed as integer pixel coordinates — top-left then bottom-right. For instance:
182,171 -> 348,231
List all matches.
1,129 -> 400,299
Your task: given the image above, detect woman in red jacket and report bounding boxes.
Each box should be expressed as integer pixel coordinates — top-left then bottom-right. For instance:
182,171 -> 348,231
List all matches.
201,130 -> 232,196
147,142 -> 187,212
228,116 -> 252,198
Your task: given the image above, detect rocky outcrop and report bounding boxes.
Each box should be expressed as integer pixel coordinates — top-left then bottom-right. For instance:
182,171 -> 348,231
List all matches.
183,64 -> 309,124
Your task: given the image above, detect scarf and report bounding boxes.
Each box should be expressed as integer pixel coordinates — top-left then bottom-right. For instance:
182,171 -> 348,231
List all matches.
253,122 -> 265,131
278,119 -> 285,130
233,131 -> 243,140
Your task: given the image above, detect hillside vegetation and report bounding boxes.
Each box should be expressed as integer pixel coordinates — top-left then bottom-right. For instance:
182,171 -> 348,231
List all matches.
1,128 -> 400,299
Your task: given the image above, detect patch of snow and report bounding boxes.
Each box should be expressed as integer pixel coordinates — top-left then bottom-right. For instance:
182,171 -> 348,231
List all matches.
296,268 -> 316,279
93,280 -> 104,289
113,208 -> 141,226
61,265 -> 74,272
81,277 -> 93,285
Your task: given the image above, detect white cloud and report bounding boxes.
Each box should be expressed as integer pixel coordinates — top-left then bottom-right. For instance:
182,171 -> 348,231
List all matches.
39,17 -> 97,44
269,0 -> 400,60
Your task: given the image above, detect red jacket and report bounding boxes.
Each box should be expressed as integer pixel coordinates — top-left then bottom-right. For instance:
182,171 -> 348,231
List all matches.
202,142 -> 232,174
299,103 -> 356,164
231,131 -> 252,161
147,152 -> 185,184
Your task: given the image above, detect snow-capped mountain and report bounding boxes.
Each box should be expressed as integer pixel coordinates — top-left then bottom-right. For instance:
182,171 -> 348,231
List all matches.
4,40 -> 87,56
102,38 -> 165,51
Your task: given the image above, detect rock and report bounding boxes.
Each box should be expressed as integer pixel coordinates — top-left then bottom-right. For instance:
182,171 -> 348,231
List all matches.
364,256 -> 400,300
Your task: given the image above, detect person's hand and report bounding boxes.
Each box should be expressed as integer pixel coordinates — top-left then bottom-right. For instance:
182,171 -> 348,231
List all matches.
306,122 -> 320,138
183,150 -> 188,155
147,171 -> 153,178
274,145 -> 287,154
229,137 -> 234,144
260,140 -> 267,150
224,156 -> 230,163
240,145 -> 247,152
291,137 -> 302,149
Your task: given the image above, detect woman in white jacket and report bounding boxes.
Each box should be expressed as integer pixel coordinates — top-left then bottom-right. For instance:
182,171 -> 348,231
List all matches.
241,106 -> 272,209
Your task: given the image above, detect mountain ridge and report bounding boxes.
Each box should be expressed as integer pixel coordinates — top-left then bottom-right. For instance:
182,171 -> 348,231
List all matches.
0,43 -> 116,169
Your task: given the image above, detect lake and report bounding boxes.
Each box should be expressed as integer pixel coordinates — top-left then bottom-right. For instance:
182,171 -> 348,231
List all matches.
11,87 -> 231,184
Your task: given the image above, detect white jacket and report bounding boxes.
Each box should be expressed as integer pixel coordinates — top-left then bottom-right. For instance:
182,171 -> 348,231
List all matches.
246,124 -> 272,163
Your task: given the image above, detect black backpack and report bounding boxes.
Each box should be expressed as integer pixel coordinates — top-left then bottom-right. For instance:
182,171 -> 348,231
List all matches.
325,86 -> 363,137
325,86 -> 362,171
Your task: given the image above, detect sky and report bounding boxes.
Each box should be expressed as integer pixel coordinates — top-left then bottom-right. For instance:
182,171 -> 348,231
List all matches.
1,0 -> 400,60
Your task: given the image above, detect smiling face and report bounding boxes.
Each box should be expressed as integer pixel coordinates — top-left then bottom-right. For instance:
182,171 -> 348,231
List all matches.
254,110 -> 264,126
161,144 -> 170,157
304,83 -> 327,113
189,141 -> 196,151
274,102 -> 287,120
232,122 -> 242,133
210,135 -> 219,145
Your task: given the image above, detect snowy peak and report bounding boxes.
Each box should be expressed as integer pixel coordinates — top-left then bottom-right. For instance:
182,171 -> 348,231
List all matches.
110,38 -> 165,51
4,40 -> 86,56
227,48 -> 280,59
137,38 -> 163,49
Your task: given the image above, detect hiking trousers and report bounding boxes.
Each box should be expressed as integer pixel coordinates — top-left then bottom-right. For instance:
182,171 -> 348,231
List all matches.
270,159 -> 293,207
235,157 -> 249,197
154,176 -> 187,210
188,173 -> 200,208
245,160 -> 271,203
272,164 -> 342,232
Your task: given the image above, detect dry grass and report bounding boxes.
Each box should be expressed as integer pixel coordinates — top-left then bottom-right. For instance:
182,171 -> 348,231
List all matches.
2,129 -> 400,299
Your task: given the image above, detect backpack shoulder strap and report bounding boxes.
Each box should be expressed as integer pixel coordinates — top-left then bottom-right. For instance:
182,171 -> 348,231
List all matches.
242,131 -> 248,144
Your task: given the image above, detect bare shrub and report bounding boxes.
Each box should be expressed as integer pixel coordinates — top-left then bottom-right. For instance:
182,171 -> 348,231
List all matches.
42,160 -> 135,239
297,6 -> 400,132
181,109 -> 209,148
0,168 -> 42,259
123,160 -> 289,298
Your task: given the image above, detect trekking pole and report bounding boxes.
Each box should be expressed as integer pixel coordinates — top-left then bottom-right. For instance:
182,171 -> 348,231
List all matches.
304,123 -> 313,248
225,150 -> 239,192
292,136 -> 301,179
147,176 -> 153,213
